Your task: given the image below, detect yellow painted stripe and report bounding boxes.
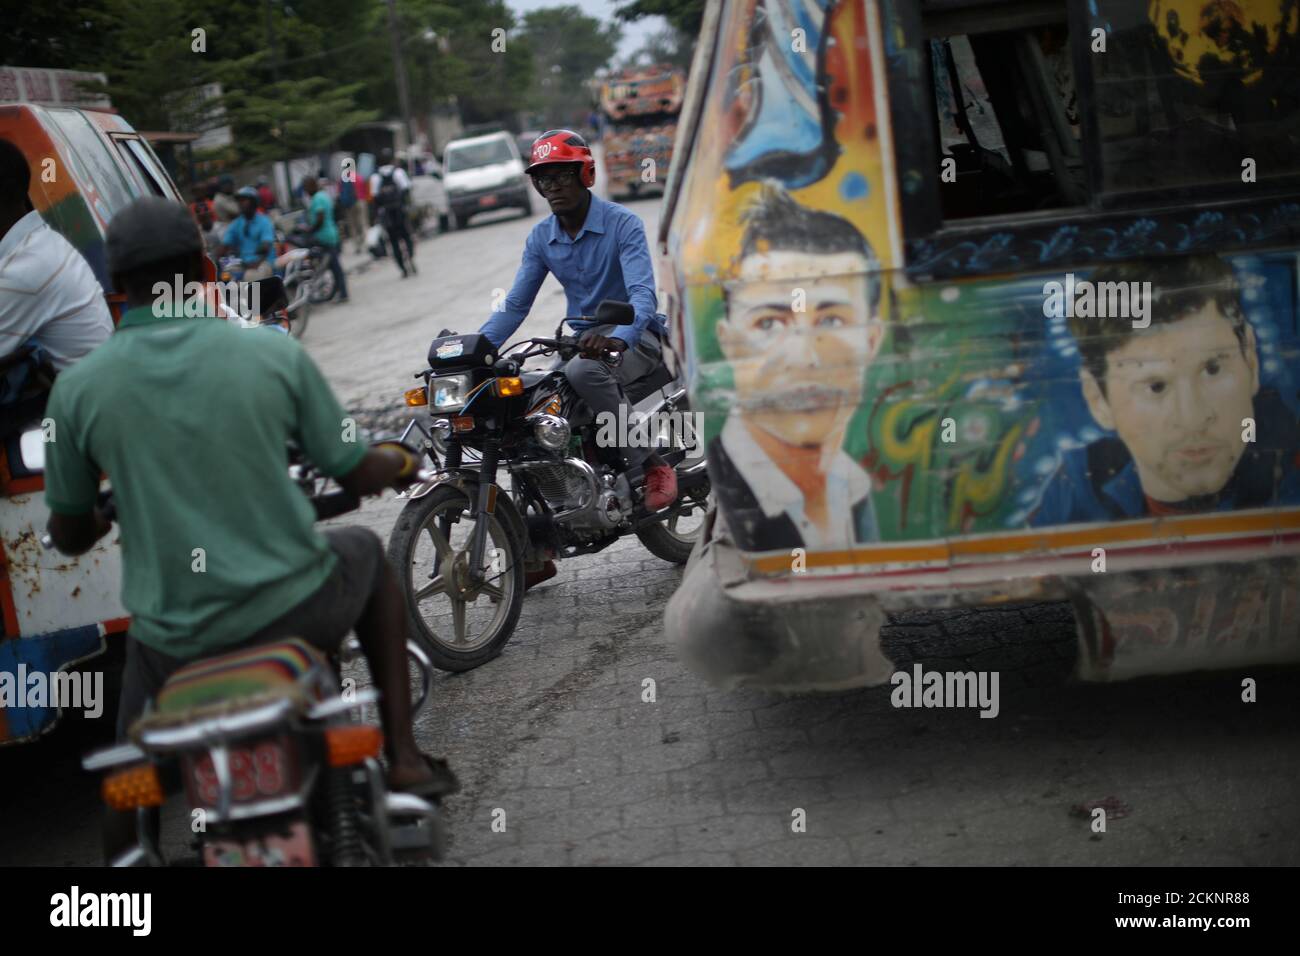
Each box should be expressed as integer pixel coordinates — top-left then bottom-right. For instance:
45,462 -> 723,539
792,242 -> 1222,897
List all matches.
749,510 -> 1300,575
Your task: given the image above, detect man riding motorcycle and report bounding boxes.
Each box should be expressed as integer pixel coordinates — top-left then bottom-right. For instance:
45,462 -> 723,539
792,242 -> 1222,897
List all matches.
42,198 -> 457,849
479,130 -> 677,586
219,185 -> 275,280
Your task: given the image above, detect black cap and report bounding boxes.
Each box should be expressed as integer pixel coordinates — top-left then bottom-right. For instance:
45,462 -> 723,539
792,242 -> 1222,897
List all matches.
106,197 -> 204,275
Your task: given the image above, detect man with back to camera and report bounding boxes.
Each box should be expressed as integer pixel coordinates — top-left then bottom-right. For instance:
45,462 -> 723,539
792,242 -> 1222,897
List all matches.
42,199 -> 458,854
370,148 -> 417,278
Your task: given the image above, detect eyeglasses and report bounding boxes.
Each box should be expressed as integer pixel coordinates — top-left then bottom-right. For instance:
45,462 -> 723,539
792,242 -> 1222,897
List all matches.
531,168 -> 578,189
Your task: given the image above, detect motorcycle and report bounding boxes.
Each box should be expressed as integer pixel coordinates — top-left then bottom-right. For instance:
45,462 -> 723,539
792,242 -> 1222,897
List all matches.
281,225 -> 338,306
387,299 -> 711,672
75,458 -> 447,868
218,256 -> 310,339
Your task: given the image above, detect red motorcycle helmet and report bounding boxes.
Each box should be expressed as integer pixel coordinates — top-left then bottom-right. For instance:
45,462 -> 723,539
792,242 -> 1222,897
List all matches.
525,129 -> 596,188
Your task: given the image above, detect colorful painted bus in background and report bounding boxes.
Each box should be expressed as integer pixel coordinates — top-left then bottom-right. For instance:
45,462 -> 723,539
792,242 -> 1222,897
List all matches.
0,104 -> 186,743
659,0 -> 1300,689
599,65 -> 686,199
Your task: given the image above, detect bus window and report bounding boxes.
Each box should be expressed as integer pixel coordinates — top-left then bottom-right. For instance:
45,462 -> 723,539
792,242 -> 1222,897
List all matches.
925,4 -> 1084,220
44,107 -> 135,217
1091,0 -> 1300,196
115,136 -> 170,197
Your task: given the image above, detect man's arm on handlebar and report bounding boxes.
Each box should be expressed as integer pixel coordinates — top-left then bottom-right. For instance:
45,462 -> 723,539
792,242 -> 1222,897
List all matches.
337,443 -> 419,498
480,229 -> 548,348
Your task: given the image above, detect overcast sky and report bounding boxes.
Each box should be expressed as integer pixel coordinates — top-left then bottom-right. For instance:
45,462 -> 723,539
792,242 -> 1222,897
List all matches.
508,0 -> 666,63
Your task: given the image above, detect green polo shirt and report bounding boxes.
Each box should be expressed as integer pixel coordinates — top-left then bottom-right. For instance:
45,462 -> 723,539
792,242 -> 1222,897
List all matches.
43,305 -> 367,658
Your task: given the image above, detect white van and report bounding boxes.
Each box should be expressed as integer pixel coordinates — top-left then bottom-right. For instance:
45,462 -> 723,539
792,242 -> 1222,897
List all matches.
441,131 -> 533,229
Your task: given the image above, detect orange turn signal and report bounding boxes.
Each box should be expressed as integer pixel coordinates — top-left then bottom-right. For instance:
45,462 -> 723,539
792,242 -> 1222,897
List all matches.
451,415 -> 475,433
404,386 -> 429,407
325,725 -> 384,767
102,764 -> 164,811
494,376 -> 523,397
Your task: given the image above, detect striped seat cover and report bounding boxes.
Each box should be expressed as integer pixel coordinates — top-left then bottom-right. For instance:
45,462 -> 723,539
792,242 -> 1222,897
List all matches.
154,638 -> 329,715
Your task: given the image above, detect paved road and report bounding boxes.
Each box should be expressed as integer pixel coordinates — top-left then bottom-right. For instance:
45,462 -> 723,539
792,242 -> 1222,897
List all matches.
2,194 -> 1297,866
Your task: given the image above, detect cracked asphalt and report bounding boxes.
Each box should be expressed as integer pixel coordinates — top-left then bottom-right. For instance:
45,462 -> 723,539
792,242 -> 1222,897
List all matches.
2,192 -> 1297,867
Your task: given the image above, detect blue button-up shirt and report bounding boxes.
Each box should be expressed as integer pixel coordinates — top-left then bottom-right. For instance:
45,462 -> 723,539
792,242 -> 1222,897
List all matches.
480,195 -> 666,349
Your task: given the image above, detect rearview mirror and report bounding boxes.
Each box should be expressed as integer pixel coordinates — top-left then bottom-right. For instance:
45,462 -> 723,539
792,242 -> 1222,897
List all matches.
254,275 -> 288,314
594,300 -> 635,326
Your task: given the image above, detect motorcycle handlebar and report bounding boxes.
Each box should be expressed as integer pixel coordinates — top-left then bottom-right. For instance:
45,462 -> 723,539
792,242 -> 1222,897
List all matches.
514,336 -> 622,367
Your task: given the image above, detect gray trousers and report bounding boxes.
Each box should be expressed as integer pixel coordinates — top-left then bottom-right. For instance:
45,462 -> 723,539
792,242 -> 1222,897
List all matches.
562,324 -> 662,468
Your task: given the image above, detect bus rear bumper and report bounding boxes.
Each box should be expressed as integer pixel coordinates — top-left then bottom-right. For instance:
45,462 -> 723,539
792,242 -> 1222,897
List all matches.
665,512 -> 1300,690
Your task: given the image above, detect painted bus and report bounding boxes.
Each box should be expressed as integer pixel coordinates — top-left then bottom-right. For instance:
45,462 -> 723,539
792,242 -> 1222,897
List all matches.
0,103 -> 186,743
600,65 -> 686,200
658,0 -> 1300,689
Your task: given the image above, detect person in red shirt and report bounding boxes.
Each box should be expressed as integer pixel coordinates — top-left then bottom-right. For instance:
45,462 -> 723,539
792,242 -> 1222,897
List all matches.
256,176 -> 276,213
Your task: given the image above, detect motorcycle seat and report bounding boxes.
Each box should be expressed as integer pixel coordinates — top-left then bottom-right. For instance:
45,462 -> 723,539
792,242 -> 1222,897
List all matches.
147,637 -> 334,721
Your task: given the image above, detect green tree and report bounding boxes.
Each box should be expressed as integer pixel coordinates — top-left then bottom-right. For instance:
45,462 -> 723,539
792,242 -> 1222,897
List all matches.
623,27 -> 694,71
216,71 -> 379,163
0,0 -> 116,70
615,0 -> 704,68
614,0 -> 706,36
519,6 -> 621,129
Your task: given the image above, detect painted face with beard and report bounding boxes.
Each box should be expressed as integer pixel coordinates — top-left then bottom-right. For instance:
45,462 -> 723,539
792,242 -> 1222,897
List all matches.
720,249 -> 881,448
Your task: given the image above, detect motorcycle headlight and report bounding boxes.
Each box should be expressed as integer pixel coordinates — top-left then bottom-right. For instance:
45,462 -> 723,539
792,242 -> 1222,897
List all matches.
531,414 -> 571,451
431,373 -> 472,411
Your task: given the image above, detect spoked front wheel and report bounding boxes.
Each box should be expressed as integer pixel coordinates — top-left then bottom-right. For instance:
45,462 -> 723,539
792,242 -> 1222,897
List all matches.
386,485 -> 525,672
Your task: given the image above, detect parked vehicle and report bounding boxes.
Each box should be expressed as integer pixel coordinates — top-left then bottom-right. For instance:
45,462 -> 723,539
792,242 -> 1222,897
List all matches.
407,157 -> 451,236
599,65 -> 685,200
441,131 -> 532,229
0,104 -> 192,744
658,0 -> 1300,691
386,301 -> 710,672
75,469 -> 445,867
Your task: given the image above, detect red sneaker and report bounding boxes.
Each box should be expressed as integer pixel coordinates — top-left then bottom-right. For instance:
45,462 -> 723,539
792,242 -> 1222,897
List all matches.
643,464 -> 678,511
524,559 -> 557,591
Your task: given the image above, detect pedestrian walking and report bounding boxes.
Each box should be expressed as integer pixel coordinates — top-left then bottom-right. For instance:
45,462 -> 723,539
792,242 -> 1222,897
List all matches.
369,148 -> 416,278
338,173 -> 368,255
302,176 -> 349,304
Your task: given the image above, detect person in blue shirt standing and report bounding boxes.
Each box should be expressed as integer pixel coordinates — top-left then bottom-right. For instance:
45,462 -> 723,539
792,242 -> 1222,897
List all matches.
303,176 -> 349,304
219,186 -> 275,280
479,130 -> 678,524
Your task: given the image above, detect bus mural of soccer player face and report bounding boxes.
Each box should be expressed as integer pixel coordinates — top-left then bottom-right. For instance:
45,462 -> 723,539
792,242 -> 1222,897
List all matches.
719,185 -> 883,451
1073,258 -> 1260,504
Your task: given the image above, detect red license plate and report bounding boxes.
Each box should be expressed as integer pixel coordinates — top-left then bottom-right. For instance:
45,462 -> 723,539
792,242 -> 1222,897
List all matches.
187,738 -> 292,807
204,820 -> 316,867
478,195 -> 497,207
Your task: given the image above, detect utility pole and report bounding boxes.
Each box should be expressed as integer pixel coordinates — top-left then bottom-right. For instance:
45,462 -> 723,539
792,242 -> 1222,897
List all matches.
385,0 -> 414,150
264,0 -> 280,84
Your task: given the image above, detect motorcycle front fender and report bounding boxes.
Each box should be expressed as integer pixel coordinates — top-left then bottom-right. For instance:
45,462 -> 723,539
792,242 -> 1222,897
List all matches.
396,470 -> 534,567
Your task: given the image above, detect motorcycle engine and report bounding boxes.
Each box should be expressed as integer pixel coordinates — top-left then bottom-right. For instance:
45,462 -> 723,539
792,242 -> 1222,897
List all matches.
517,460 -> 629,539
